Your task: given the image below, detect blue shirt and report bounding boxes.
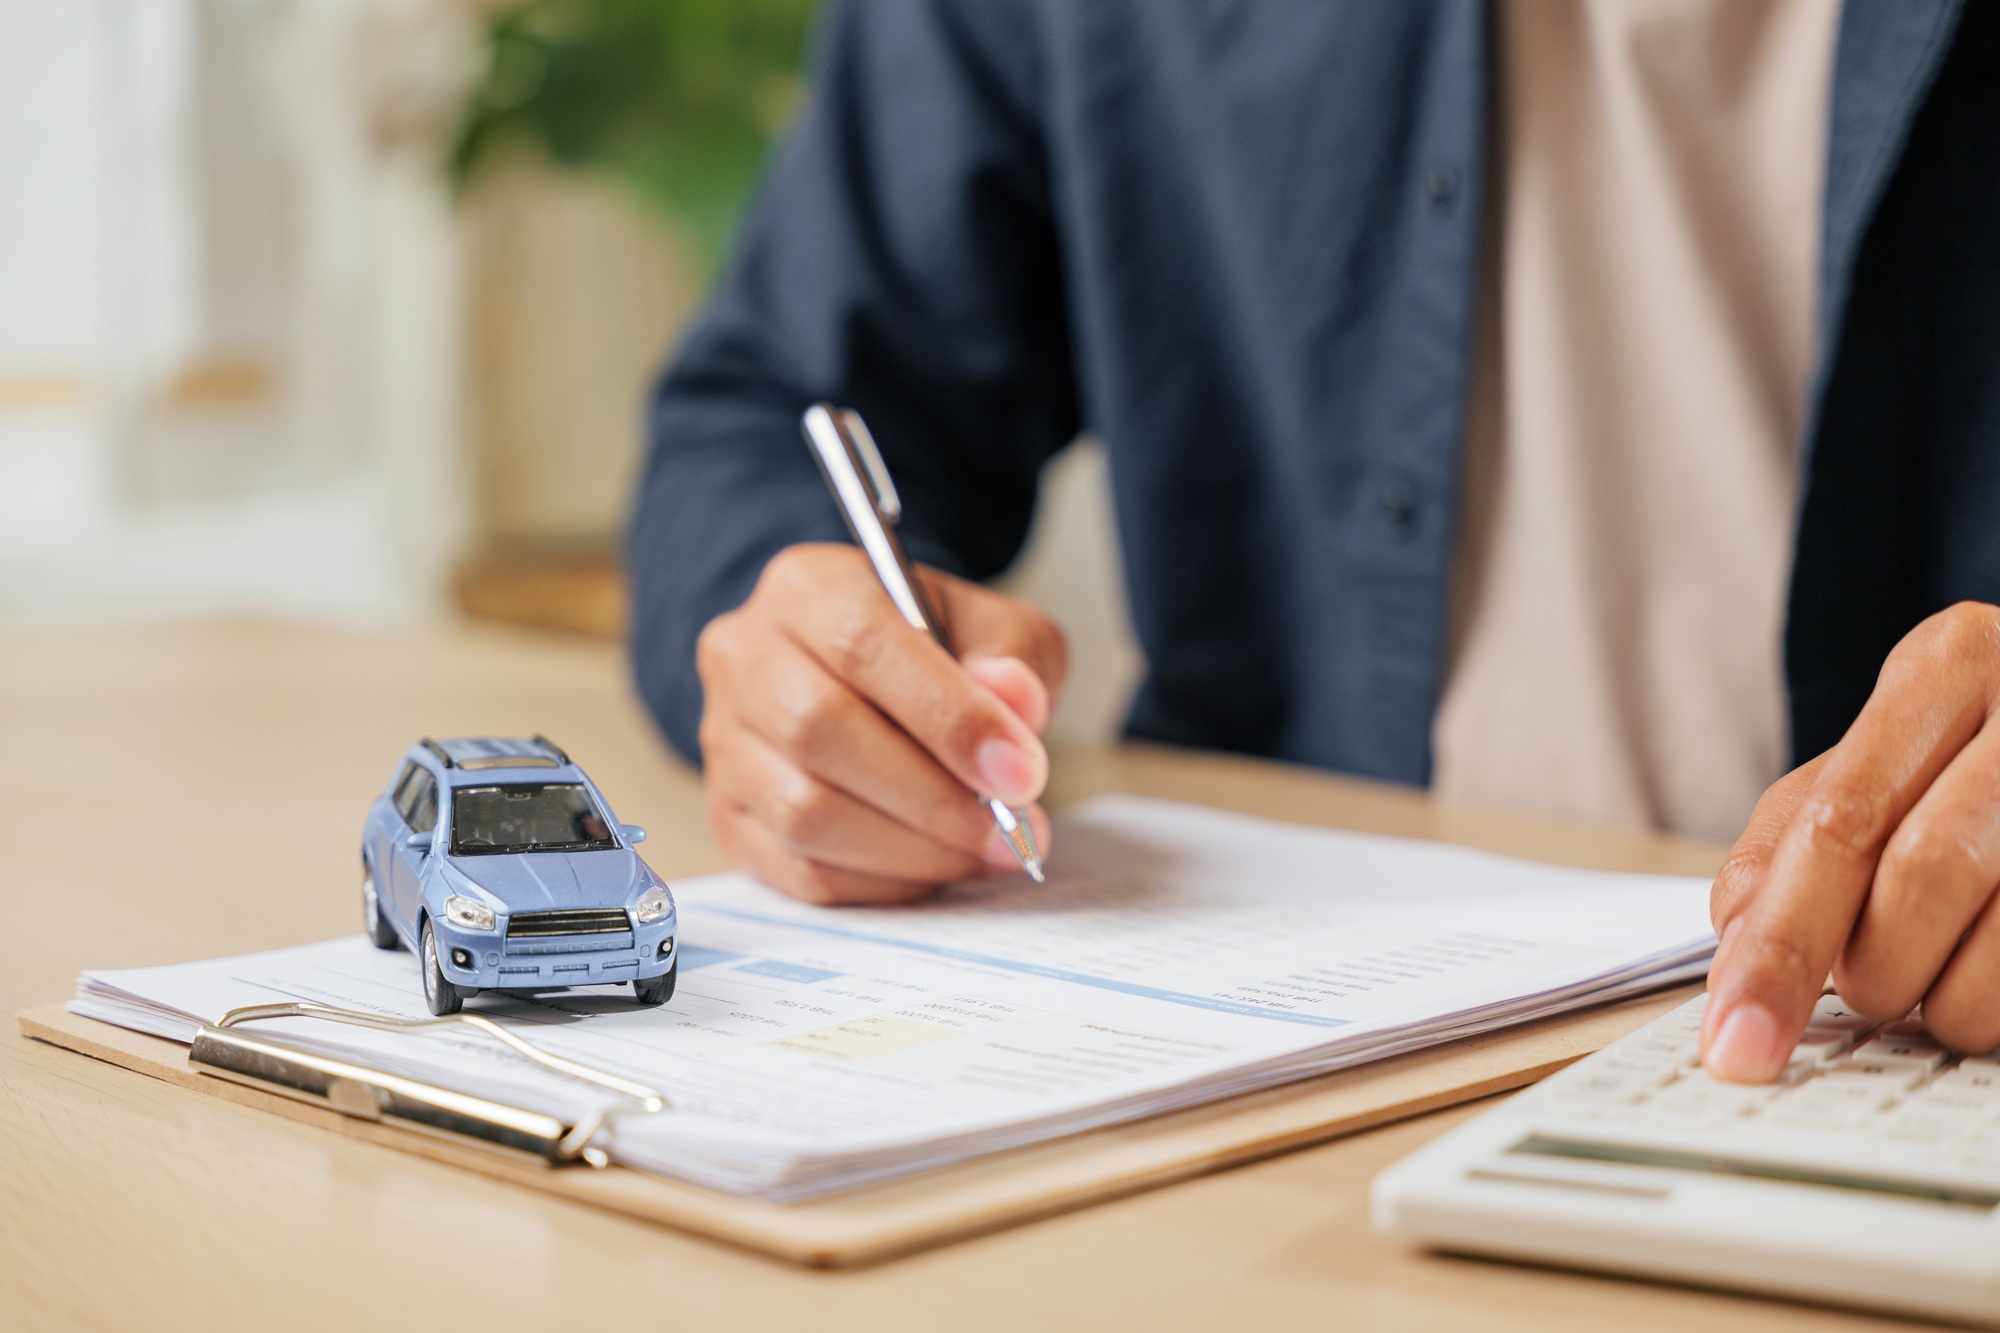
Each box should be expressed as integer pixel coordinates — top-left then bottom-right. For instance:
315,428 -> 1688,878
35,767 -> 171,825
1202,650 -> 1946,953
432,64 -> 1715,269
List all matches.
629,0 -> 1996,785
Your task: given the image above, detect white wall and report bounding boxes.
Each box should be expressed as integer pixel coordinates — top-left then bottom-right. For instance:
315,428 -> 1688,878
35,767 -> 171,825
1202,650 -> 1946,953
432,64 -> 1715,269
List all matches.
0,0 -> 1146,743
0,0 -> 471,625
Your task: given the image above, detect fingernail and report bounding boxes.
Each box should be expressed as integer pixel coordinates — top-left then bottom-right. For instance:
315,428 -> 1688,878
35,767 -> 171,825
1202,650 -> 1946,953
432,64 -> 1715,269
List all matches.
1706,1003 -> 1786,1083
976,737 -> 1036,802
966,655 -> 1052,733
962,653 -> 1018,674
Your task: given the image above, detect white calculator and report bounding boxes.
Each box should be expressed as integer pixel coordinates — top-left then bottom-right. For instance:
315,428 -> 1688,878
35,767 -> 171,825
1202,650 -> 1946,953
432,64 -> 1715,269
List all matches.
1373,992 -> 2000,1324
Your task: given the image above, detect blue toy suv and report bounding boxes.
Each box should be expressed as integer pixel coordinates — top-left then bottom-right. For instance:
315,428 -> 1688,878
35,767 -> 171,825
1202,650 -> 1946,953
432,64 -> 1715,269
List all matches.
361,735 -> 677,1015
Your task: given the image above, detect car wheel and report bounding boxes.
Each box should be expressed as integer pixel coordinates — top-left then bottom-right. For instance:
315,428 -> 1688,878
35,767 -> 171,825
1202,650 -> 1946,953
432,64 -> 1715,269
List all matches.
632,960 -> 677,1007
361,862 -> 400,950
420,920 -> 463,1016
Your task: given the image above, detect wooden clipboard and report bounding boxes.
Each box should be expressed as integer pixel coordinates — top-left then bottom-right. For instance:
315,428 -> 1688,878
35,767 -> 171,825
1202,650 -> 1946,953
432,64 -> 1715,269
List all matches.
19,982 -> 1696,1268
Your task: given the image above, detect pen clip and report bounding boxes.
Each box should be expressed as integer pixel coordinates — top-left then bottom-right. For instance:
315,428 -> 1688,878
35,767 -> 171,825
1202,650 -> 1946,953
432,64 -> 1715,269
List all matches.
837,408 -> 902,523
802,402 -> 947,643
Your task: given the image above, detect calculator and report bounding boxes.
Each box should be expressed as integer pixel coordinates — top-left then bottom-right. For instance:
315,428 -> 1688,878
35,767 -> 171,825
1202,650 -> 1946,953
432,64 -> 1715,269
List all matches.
1372,992 -> 2000,1324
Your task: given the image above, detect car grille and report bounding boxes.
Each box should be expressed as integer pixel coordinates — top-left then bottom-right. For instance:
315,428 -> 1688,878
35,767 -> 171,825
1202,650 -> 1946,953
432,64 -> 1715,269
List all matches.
506,908 -> 632,939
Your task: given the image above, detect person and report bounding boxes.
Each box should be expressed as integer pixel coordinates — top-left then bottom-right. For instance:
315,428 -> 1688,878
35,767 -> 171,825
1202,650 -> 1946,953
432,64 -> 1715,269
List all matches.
625,0 -> 2000,1085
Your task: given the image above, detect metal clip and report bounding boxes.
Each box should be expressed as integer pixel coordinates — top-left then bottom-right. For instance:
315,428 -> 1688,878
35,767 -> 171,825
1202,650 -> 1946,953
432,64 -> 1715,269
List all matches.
188,1001 -> 669,1168
836,408 -> 902,522
804,403 -> 904,523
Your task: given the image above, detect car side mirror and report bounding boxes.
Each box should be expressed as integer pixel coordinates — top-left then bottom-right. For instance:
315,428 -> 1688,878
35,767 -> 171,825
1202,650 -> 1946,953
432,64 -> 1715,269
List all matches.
621,824 -> 647,845
406,831 -> 432,852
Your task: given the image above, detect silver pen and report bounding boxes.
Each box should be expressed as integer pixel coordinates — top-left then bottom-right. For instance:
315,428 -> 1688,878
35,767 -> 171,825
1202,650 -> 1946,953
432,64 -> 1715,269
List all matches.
801,403 -> 1047,883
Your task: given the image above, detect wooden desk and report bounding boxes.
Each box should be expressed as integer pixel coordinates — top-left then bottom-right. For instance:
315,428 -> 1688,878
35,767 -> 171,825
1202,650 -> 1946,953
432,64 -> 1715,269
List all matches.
0,622 -> 1918,1331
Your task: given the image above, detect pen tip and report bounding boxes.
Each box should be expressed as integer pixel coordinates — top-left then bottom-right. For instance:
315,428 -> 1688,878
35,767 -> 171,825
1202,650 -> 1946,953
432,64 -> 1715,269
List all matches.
990,798 -> 1046,882
1011,824 -> 1045,883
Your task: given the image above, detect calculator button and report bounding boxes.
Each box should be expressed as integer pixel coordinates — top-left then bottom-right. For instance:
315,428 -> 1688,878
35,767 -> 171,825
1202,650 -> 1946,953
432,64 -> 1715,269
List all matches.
1822,1058 -> 1929,1090
1914,1072 -> 2000,1113
1592,1056 -> 1681,1086
1808,995 -> 1873,1030
1666,1069 -> 1778,1098
1849,1034 -> 1947,1069
1550,1071 -> 1654,1104
1773,1050 -> 1822,1085
1932,1067 -> 2000,1096
1790,1027 -> 1855,1063
1782,1078 -> 1898,1112
1655,1075 -> 1776,1116
1883,1107 -> 1983,1142
1767,1098 -> 1881,1130
1912,1089 -> 1999,1117
1627,1034 -> 1699,1065
1652,1098 -> 1741,1122
1652,1002 -> 1706,1035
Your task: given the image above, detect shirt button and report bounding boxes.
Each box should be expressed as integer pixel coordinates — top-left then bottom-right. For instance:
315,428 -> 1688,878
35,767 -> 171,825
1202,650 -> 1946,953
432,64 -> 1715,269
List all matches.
1423,168 -> 1459,210
1378,481 -> 1420,536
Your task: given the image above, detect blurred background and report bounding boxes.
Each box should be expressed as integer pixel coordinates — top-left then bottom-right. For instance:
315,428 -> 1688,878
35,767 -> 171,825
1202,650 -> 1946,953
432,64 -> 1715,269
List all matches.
3,0 -> 1141,743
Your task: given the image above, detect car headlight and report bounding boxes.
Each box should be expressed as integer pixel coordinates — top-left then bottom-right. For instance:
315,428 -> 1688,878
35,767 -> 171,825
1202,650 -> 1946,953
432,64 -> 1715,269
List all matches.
633,883 -> 672,925
444,895 -> 495,931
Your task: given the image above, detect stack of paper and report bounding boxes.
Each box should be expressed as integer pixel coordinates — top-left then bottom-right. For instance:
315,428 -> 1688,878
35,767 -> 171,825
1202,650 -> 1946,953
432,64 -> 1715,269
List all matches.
72,796 -> 1715,1201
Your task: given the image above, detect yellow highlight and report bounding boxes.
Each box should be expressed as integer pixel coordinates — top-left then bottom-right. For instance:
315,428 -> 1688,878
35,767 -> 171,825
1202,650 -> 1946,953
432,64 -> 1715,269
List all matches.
767,1014 -> 958,1062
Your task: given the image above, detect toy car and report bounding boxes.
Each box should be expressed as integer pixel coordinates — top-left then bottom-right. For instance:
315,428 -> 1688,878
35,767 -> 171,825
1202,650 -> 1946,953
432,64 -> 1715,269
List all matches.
360,735 -> 677,1015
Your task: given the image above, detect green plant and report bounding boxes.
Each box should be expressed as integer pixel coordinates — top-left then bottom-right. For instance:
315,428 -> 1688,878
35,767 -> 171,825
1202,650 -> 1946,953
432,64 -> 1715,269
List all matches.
451,0 -> 820,271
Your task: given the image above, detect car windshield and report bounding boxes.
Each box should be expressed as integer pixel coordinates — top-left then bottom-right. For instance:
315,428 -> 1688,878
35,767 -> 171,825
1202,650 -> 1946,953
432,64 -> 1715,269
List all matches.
449,783 -> 617,856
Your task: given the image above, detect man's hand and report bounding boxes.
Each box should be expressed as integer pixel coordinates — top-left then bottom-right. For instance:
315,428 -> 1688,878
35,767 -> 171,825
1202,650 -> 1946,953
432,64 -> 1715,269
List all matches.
1705,601 -> 2000,1080
695,544 -> 1067,904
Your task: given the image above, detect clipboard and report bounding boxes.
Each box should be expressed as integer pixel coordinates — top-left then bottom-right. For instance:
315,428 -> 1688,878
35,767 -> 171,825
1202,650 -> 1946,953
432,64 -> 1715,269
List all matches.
19,980 -> 1697,1268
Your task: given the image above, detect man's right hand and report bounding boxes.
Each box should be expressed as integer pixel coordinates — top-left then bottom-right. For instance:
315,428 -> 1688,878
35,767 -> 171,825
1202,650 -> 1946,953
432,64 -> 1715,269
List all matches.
695,544 -> 1066,904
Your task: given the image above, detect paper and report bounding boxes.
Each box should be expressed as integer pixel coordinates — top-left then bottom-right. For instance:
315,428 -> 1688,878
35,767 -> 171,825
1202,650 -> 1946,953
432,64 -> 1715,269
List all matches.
71,795 -> 1715,1200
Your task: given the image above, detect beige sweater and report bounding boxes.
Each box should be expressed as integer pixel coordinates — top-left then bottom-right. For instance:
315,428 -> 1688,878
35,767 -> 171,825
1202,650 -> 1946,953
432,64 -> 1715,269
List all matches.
1432,0 -> 1840,840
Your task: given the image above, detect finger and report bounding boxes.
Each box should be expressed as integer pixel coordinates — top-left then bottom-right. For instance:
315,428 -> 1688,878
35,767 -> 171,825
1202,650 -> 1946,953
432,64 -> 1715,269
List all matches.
1838,716 -> 2000,1019
1703,608 -> 2000,1081
963,654 -> 1052,734
717,632 -> 1003,857
771,560 -> 1048,806
710,799 -> 939,906
925,569 -> 1069,702
1920,890 -> 2000,1055
1709,754 -> 1827,935
710,725 -> 993,881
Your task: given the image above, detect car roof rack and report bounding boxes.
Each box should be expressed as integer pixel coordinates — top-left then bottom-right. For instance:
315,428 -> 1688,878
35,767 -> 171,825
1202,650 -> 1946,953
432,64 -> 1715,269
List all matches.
530,733 -> 570,764
419,737 -> 455,768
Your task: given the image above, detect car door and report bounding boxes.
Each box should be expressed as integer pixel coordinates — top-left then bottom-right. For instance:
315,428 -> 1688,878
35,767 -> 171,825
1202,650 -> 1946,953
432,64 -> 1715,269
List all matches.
390,767 -> 440,929
374,763 -> 420,894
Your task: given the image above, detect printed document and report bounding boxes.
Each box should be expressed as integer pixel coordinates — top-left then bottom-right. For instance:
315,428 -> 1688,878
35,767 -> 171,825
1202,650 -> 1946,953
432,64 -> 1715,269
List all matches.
73,796 -> 1715,1199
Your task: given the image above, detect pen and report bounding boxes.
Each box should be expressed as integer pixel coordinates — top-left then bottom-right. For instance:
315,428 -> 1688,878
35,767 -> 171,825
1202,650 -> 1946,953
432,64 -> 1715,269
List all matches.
800,403 -> 1047,883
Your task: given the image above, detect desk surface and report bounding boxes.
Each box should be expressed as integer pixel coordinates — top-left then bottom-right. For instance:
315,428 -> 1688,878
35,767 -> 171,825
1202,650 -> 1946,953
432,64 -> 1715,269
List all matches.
0,622 -> 1918,1331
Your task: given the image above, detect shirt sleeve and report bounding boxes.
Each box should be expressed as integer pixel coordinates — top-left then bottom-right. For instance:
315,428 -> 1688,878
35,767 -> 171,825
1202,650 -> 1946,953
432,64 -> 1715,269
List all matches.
625,0 -> 1080,766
